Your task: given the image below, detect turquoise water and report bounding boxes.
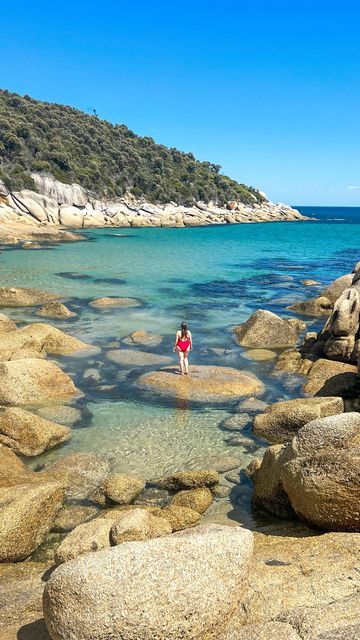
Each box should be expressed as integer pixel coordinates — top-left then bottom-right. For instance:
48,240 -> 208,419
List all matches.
1,207 -> 360,527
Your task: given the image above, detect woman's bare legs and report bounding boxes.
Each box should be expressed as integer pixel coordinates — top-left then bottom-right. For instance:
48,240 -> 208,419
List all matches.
176,348 -> 185,374
183,349 -> 190,374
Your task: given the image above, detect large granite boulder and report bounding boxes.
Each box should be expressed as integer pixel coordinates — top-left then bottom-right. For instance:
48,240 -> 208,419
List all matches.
318,287 -> 360,363
0,359 -> 77,406
321,273 -> 354,304
280,412 -> 360,531
0,323 -> 90,356
43,524 -> 254,640
0,287 -> 56,307
222,529 -> 360,638
251,445 -> 294,518
303,359 -> 357,396
0,407 -> 71,456
0,478 -> 65,561
253,396 -> 344,443
234,310 -> 300,348
137,365 -> 264,403
59,204 -> 84,228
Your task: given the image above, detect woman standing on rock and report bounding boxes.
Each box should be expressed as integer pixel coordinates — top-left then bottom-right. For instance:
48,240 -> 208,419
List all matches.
173,322 -> 192,375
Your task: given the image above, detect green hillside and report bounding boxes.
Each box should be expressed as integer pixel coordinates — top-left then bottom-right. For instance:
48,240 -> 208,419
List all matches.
0,89 -> 265,206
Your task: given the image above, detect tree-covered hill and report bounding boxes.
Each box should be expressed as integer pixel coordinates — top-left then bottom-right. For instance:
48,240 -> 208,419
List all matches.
0,89 -> 265,206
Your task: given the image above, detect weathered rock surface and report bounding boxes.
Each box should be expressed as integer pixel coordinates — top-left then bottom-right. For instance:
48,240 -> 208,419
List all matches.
0,313 -> 17,333
0,479 -> 65,561
154,469 -> 219,491
253,396 -> 344,443
160,505 -> 201,530
224,529 -> 360,638
252,445 -> 294,518
37,405 -> 81,426
221,413 -> 252,431
218,621 -> 302,640
36,301 -> 76,318
0,322 -> 89,356
110,508 -> 172,544
171,487 -> 213,513
0,407 -> 71,456
275,349 -> 313,376
102,473 -> 145,504
321,273 -> 354,304
43,524 -> 253,640
45,452 -> 112,501
52,505 -> 99,533
137,365 -> 264,403
0,287 -> 57,307
89,296 -> 140,308
106,348 -> 172,366
0,359 -> 77,406
303,358 -> 357,395
280,412 -> 360,531
287,296 -> 332,317
54,518 -> 113,564
234,310 -> 300,348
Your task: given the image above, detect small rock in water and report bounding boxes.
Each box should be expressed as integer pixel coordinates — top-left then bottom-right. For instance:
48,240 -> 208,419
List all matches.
36,301 -> 76,318
170,488 -> 213,514
220,414 -> 252,432
153,469 -> 219,491
89,297 -> 140,308
300,279 -> 321,286
134,487 -> 169,507
122,329 -> 163,347
102,473 -> 145,504
235,397 -> 269,413
161,505 -> 201,531
37,405 -> 82,426
52,505 -> 99,533
224,470 -> 241,484
224,434 -> 255,448
107,349 -> 172,366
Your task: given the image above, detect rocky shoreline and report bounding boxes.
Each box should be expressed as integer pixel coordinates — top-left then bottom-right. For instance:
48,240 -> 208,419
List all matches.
0,259 -> 359,638
0,173 -> 307,246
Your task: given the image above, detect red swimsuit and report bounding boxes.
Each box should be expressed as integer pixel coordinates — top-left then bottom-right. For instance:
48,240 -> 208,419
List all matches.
177,334 -> 191,352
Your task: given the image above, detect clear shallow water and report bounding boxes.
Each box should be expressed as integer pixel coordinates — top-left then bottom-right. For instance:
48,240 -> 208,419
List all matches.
2,206 -> 360,528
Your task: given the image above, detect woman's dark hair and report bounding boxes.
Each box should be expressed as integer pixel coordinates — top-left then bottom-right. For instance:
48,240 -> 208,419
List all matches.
181,322 -> 188,338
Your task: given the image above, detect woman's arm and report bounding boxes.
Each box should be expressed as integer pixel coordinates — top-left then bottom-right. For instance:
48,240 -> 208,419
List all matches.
173,331 -> 179,351
188,331 -> 193,350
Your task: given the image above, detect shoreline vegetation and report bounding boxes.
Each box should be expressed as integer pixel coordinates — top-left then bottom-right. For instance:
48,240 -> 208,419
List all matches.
0,253 -> 359,638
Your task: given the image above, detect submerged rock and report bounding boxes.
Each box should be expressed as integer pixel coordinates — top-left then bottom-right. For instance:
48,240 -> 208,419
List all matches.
0,286 -> 57,307
123,329 -> 163,347
281,412 -> 360,531
89,296 -> 140,308
220,413 -> 252,431
37,404 -> 81,426
45,452 -> 112,501
43,524 -> 254,640
52,504 -> 99,533
36,301 -> 76,318
0,407 -> 71,456
137,365 -> 264,403
0,358 -> 77,406
153,469 -> 219,491
234,309 -> 300,348
106,348 -> 172,366
253,396 -> 344,443
287,296 -> 332,317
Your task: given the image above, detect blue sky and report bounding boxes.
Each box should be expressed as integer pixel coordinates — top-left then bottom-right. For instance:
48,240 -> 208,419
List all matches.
2,1 -> 360,205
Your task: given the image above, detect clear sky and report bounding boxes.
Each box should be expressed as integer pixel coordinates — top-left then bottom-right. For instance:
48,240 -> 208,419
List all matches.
2,1 -> 360,205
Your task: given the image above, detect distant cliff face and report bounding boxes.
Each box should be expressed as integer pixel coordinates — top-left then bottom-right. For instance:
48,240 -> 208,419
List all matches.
0,89 -> 266,207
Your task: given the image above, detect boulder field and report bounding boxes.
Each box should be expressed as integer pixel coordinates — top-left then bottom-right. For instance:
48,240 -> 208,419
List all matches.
136,365 -> 264,403
0,173 -> 306,241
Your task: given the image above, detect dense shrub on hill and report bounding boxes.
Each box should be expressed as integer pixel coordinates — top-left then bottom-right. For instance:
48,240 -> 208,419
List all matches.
0,89 -> 265,206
